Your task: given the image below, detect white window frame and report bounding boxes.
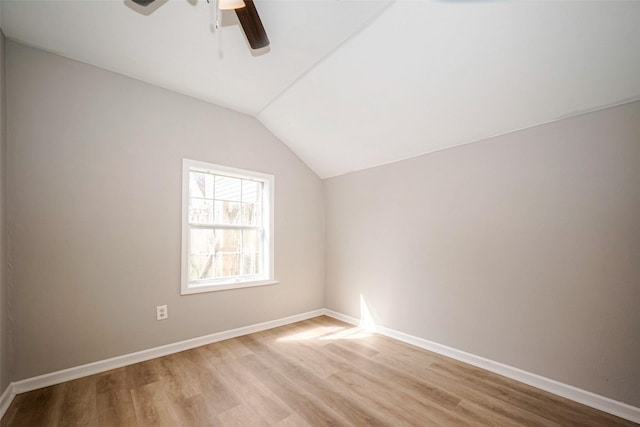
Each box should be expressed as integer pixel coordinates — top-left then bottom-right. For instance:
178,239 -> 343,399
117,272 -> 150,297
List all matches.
181,159 -> 276,295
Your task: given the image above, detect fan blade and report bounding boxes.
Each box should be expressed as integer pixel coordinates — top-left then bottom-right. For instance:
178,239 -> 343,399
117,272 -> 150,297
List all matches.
235,0 -> 270,49
131,0 -> 156,6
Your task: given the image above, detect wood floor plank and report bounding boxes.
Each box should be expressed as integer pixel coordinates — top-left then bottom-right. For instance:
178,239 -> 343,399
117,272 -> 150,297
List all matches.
239,352 -> 351,426
56,376 -> 98,427
211,359 -> 292,425
201,337 -> 254,361
171,393 -> 221,427
126,358 -> 159,389
328,363 -> 472,426
240,335 -> 397,426
131,381 -> 180,427
326,369 -> 456,426
1,316 -> 637,426
178,348 -> 241,415
95,368 -> 137,426
272,413 -> 312,427
326,341 -> 463,411
371,350 -> 562,427
216,404 -> 269,427
153,353 -> 199,402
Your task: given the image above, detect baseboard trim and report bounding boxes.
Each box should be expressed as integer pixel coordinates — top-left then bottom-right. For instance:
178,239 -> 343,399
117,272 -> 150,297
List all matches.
323,308 -> 640,424
2,308 -> 324,417
0,384 -> 15,420
323,309 -> 360,326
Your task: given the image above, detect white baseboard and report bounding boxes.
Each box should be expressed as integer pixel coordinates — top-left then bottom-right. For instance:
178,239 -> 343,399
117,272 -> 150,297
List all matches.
322,308 -> 640,424
1,308 -> 324,418
0,384 -> 15,419
323,309 -> 360,326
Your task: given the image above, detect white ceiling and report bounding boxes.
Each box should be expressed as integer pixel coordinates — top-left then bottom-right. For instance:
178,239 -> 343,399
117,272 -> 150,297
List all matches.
3,0 -> 640,178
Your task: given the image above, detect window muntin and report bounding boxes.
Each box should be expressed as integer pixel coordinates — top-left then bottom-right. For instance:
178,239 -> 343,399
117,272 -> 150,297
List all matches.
181,159 -> 275,294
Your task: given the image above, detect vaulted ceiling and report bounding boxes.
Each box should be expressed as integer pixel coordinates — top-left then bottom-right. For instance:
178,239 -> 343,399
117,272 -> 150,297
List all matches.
3,0 -> 640,178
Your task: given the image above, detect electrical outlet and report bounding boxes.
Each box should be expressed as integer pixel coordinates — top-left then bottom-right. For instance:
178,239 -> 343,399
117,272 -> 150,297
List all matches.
156,305 -> 168,320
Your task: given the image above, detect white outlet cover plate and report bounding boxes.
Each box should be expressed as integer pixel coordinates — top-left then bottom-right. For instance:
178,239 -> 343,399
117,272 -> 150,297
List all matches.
156,305 -> 168,320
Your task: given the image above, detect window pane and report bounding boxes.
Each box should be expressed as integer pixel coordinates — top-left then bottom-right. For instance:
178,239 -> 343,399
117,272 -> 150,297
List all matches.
242,180 -> 261,203
215,200 -> 241,225
242,253 -> 261,276
190,255 -> 213,280
215,253 -> 241,277
215,176 -> 241,201
189,198 -> 213,224
242,229 -> 261,253
190,172 -> 214,199
242,230 -> 261,275
241,180 -> 262,225
190,229 -> 214,254
214,229 -> 241,278
241,202 -> 260,225
190,229 -> 214,280
215,229 -> 241,254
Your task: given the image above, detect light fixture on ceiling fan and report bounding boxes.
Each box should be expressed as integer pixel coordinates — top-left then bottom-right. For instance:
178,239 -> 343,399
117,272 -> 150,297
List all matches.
130,0 -> 270,50
218,0 -> 245,9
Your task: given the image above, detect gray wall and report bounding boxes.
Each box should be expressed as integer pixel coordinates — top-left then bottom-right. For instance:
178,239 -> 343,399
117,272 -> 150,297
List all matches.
6,41 -> 325,381
0,30 -> 9,392
325,100 -> 640,406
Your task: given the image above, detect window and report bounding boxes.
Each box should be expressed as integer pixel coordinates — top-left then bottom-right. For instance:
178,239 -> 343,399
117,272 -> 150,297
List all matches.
181,159 -> 275,294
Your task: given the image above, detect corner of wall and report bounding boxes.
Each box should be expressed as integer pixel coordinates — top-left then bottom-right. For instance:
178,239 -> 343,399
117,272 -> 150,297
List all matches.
0,28 -> 13,395
320,179 -> 327,310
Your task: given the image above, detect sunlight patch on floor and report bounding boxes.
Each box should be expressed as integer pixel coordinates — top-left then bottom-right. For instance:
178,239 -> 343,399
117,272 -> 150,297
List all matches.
277,325 -> 373,342
277,326 -> 345,342
319,327 -> 372,341
278,295 -> 377,342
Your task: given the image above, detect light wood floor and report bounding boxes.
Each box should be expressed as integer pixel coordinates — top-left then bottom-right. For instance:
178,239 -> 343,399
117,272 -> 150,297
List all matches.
2,316 -> 636,426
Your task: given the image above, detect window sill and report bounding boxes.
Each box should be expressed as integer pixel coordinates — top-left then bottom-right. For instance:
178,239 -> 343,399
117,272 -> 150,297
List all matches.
181,279 -> 279,295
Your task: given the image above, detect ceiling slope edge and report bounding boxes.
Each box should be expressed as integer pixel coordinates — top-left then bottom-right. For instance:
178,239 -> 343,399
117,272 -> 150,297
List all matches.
3,35 -> 256,118
256,0 -> 396,116
320,97 -> 640,180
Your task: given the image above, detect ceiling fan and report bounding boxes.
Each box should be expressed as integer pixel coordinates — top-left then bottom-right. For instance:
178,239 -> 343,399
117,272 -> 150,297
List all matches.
130,0 -> 270,50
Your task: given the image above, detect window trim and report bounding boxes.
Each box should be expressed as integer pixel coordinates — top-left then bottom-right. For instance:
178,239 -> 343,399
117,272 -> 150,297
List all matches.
181,159 -> 276,295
